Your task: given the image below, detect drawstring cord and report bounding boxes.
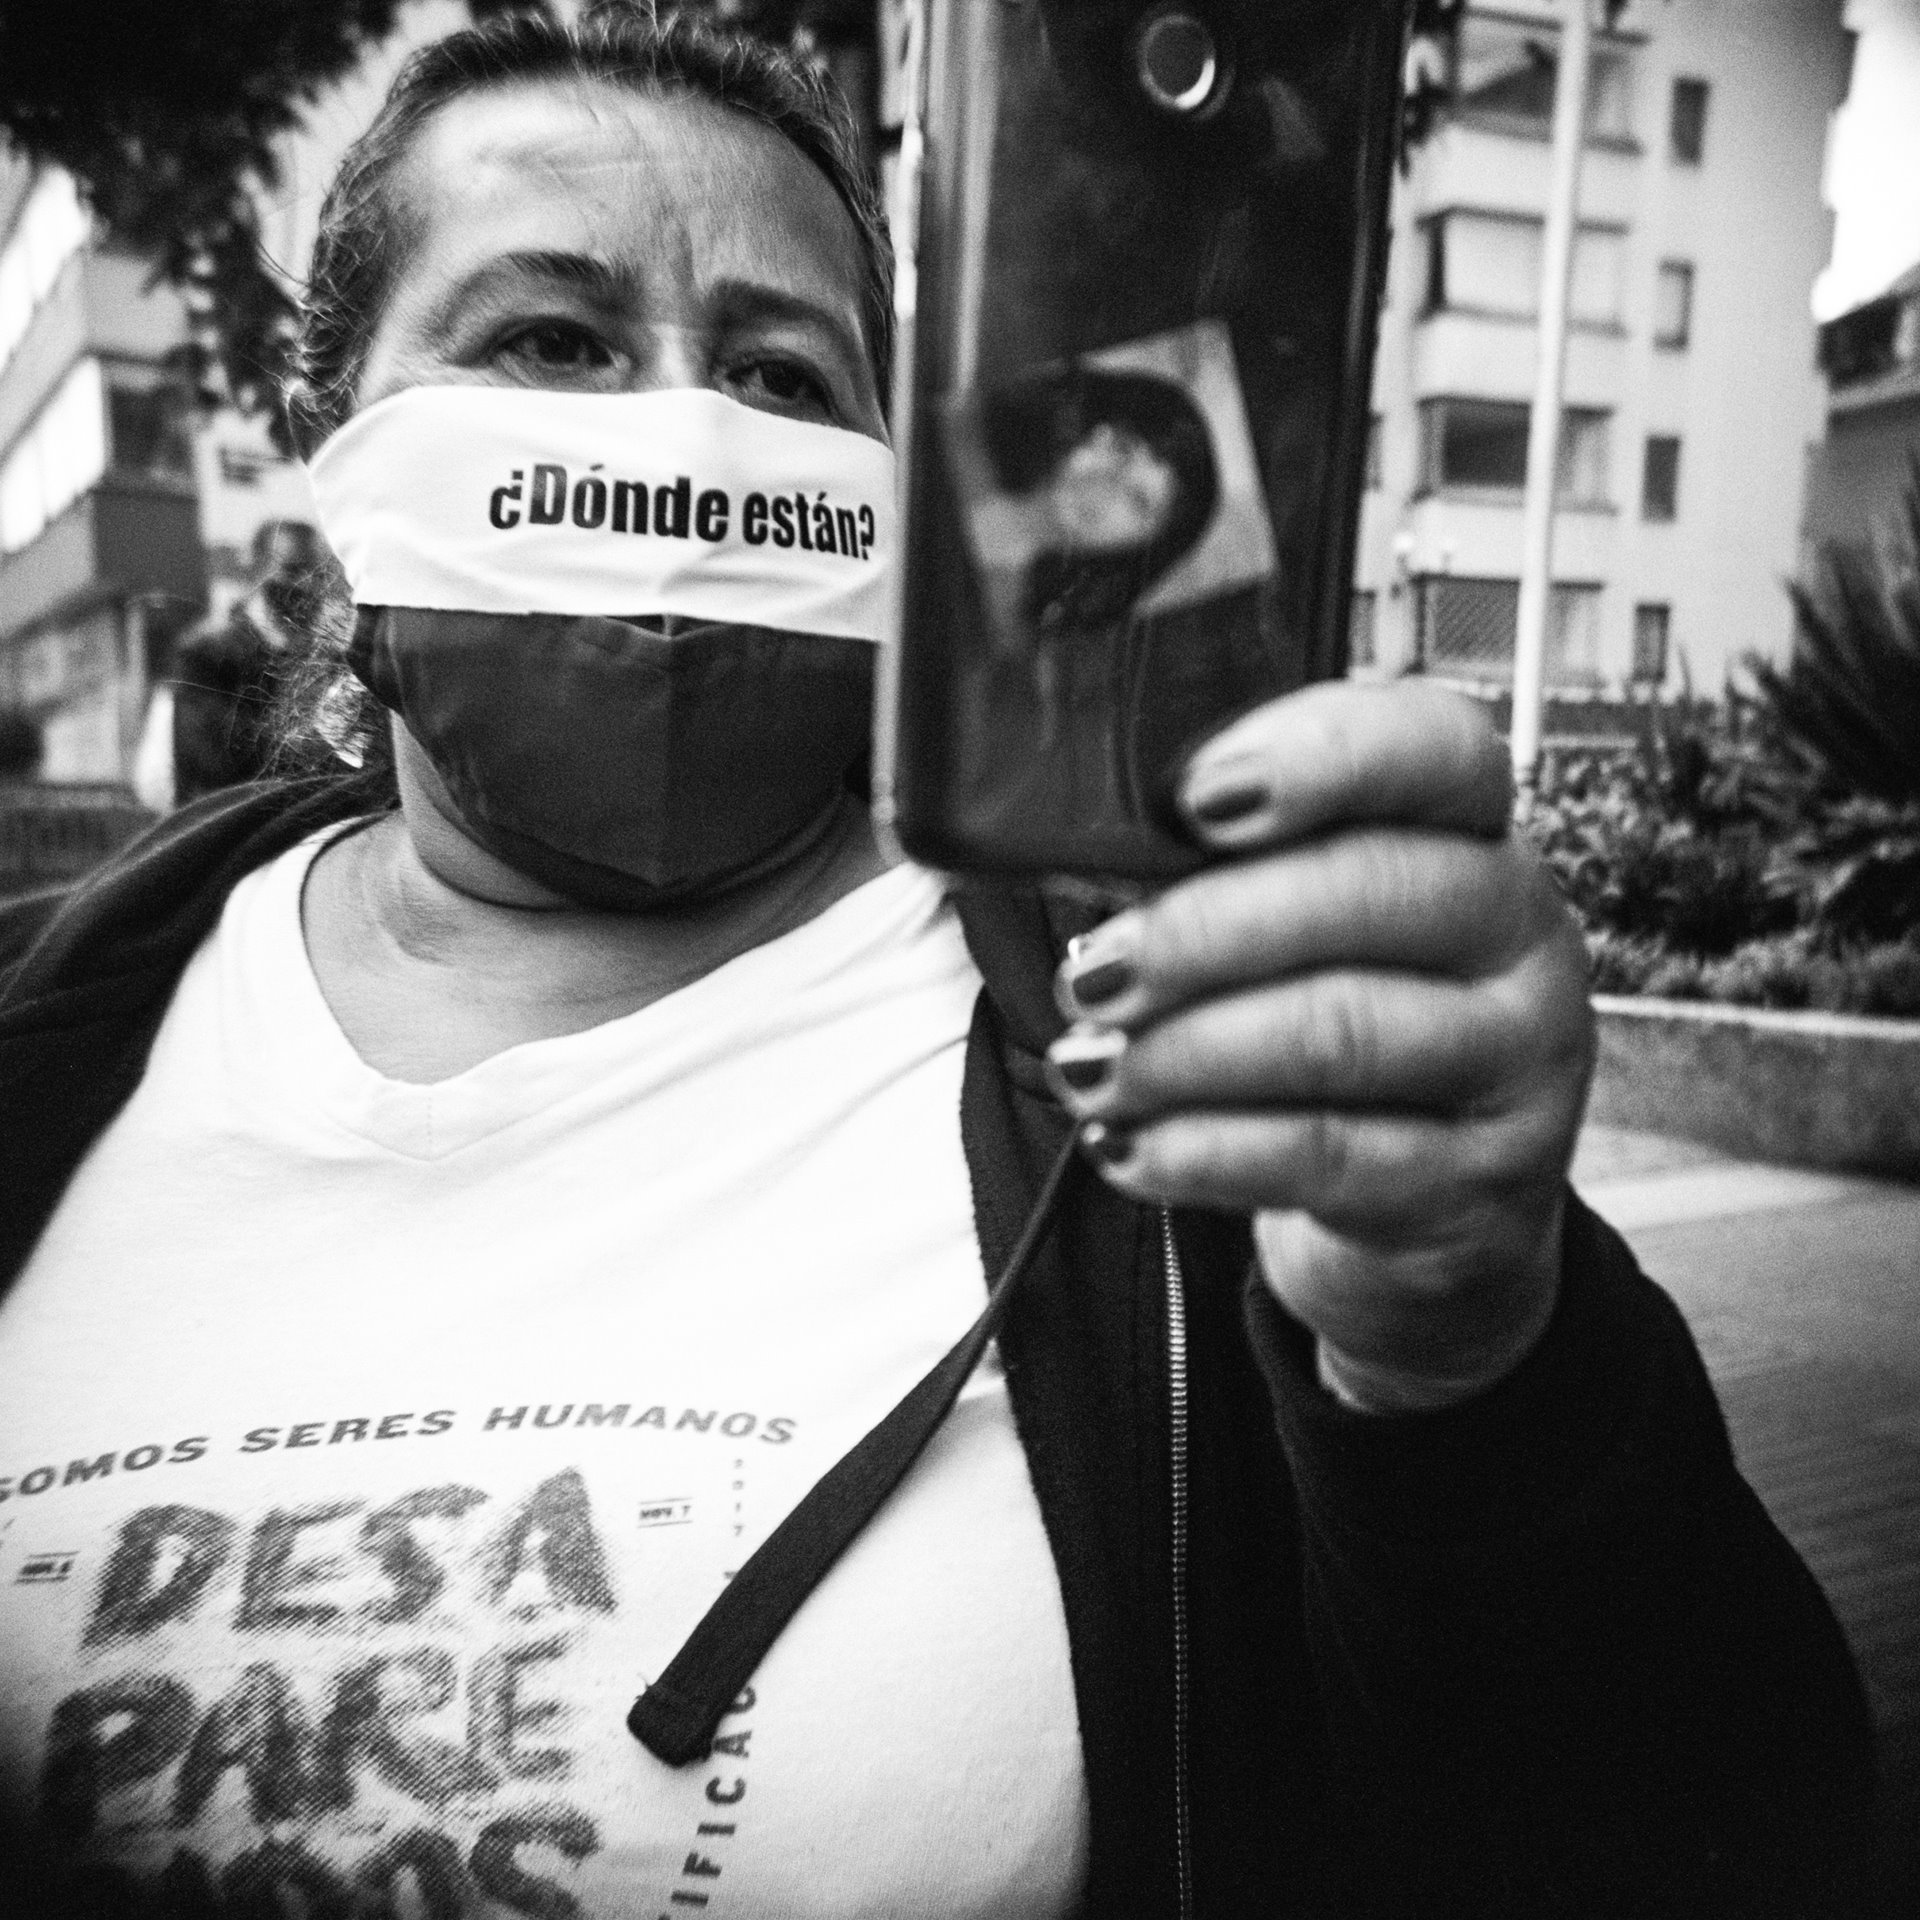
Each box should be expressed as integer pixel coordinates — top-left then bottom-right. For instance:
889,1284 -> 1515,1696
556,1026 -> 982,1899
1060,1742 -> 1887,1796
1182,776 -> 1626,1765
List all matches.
627,1130 -> 1081,1765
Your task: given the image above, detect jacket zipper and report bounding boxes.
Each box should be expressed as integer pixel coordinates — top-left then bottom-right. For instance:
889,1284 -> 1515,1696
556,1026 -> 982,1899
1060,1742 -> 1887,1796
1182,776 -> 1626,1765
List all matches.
1159,1208 -> 1194,1920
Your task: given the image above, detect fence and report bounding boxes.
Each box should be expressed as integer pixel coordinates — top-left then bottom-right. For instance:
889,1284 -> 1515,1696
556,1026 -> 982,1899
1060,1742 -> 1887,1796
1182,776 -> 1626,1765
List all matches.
0,782 -> 152,897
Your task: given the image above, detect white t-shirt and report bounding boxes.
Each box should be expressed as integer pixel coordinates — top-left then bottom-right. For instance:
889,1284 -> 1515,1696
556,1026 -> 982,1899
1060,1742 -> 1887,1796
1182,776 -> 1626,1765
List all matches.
0,836 -> 1089,1918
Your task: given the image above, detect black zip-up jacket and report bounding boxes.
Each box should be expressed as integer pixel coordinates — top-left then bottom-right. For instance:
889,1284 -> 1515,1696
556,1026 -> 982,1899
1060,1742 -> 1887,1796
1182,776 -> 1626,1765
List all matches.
0,783 -> 1876,1918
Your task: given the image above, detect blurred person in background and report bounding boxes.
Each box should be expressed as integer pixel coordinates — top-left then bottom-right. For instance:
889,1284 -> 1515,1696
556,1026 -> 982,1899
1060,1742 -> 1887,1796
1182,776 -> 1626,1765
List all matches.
132,521 -> 332,811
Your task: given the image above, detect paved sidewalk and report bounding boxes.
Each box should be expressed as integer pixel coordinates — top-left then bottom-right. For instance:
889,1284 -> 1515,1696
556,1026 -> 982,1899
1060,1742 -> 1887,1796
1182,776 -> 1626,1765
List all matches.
1572,1125 -> 1920,1909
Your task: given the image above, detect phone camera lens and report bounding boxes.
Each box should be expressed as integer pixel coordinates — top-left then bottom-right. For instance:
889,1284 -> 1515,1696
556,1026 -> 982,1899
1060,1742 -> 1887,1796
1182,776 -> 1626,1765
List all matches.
1134,10 -> 1227,116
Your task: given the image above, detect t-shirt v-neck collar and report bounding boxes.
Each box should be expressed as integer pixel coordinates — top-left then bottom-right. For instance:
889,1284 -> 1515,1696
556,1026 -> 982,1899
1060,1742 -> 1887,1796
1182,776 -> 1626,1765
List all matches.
219,830 -> 957,1162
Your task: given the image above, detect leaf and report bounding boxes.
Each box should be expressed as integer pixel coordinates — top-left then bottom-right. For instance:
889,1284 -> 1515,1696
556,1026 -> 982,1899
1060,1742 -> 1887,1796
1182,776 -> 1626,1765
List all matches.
0,2 -> 555,445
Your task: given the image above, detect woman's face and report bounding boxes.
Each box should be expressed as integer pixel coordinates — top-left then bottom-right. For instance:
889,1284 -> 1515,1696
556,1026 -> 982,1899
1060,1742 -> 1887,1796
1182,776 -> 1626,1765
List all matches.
356,78 -> 886,441
1045,422 -> 1179,552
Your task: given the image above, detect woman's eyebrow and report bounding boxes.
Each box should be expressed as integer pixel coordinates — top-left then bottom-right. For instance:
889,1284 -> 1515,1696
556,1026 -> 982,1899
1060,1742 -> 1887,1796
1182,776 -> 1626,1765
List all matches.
705,276 -> 866,370
423,250 -> 638,334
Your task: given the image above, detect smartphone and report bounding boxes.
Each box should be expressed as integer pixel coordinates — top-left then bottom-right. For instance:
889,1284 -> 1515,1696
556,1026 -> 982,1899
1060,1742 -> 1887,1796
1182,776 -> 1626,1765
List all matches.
878,0 -> 1411,878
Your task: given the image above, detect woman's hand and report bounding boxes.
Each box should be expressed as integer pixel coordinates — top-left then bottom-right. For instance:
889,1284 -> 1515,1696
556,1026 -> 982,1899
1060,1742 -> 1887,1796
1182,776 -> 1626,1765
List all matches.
1044,681 -> 1595,1414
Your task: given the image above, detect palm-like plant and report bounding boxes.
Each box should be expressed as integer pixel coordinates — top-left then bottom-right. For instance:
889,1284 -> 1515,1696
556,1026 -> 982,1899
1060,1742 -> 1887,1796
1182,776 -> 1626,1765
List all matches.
1747,461 -> 1920,944
1528,475 -> 1920,1005
1759,457 -> 1920,805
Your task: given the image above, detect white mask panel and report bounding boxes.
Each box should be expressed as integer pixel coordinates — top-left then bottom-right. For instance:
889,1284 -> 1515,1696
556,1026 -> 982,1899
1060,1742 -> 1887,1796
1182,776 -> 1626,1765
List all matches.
306,385 -> 896,643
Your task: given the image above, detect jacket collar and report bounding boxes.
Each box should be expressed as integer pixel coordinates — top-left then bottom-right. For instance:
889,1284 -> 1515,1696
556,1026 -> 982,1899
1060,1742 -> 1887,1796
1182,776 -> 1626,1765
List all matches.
2,781 -> 373,1008
0,782 -> 383,1284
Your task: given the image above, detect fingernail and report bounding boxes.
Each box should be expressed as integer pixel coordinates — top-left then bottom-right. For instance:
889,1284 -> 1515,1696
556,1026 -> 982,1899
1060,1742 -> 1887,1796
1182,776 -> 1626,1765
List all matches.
1069,957 -> 1134,1007
1059,928 -> 1139,1018
1079,1121 -> 1137,1169
1185,774 -> 1271,828
1046,1026 -> 1126,1100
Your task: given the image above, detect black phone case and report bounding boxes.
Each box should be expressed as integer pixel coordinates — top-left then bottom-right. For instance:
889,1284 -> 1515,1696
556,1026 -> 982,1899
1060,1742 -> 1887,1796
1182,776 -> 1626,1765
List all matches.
883,0 -> 1411,878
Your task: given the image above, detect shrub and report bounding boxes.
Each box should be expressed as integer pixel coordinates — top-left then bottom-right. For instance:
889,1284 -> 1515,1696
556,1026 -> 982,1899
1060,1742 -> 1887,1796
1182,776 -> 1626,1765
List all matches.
1583,928 -> 1920,1016
1583,930 -> 1667,996
1642,950 -> 1708,999
1536,676 -> 1917,1012
1527,478 -> 1920,1012
1530,726 -> 1796,956
1698,933 -> 1817,1010
1774,797 -> 1920,946
1850,940 -> 1920,1016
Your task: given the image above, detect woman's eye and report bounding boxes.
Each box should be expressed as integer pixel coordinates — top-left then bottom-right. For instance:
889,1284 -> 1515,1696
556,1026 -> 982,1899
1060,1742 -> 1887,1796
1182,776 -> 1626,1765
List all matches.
731,357 -> 834,417
494,320 -> 616,375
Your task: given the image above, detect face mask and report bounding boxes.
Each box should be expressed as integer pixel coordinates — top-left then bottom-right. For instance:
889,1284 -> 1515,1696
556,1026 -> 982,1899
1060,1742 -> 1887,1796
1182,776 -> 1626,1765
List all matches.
305,385 -> 896,909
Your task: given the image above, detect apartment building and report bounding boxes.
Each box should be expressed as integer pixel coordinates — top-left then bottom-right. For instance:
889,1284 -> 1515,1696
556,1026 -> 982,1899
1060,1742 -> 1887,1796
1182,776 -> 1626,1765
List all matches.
1354,0 -> 1851,697
1804,256 -> 1920,556
0,154 -> 319,781
0,159 -> 201,780
7,0 -> 1850,774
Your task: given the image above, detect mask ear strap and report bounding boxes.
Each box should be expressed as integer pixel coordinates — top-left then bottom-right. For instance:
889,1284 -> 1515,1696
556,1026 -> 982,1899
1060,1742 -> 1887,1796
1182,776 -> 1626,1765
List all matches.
626,1131 -> 1082,1766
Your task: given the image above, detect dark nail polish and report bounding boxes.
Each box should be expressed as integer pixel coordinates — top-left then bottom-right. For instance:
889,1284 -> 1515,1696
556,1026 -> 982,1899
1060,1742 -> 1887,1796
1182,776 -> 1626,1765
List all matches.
1068,958 -> 1134,1010
1054,1054 -> 1113,1092
1080,1121 -> 1135,1167
1048,1026 -> 1125,1101
1187,778 -> 1271,827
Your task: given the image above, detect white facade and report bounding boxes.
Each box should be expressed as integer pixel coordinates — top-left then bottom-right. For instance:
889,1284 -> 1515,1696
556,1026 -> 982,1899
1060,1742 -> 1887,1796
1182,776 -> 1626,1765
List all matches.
1355,0 -> 1851,696
0,157 -> 197,781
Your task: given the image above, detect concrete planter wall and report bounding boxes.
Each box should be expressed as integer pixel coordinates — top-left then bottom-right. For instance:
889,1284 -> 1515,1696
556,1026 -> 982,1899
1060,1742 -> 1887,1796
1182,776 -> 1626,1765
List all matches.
1588,996 -> 1920,1181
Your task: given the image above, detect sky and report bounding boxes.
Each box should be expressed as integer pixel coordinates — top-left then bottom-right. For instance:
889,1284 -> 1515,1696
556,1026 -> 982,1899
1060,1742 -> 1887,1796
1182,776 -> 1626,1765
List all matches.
1817,0 -> 1920,316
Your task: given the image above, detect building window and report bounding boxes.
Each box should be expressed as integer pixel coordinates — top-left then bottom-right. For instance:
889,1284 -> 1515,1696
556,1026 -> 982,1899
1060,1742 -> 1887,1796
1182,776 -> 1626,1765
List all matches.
1570,227 -> 1627,330
1632,603 -> 1672,684
1557,409 -> 1611,507
1551,582 -> 1605,682
1414,574 -> 1603,685
1819,286 -> 1920,388
1451,15 -> 1636,144
1453,17 -> 1556,127
1422,399 -> 1529,492
1417,399 -> 1610,506
1586,49 -> 1636,145
1422,210 -> 1625,328
1642,434 -> 1682,521
1426,211 -> 1535,316
1349,589 -> 1377,668
1898,296 -> 1920,369
106,378 -> 194,483
0,356 -> 107,555
219,447 -> 268,487
1364,414 -> 1383,489
1670,77 -> 1710,164
1419,574 -> 1518,675
1653,261 -> 1694,349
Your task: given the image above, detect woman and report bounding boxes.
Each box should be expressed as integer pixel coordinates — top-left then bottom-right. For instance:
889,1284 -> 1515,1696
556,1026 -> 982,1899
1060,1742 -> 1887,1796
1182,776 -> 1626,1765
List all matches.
0,8 -> 1871,1917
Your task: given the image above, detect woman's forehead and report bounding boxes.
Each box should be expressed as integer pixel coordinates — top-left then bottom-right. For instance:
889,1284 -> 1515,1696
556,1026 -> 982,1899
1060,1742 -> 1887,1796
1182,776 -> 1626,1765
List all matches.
391,79 -> 865,309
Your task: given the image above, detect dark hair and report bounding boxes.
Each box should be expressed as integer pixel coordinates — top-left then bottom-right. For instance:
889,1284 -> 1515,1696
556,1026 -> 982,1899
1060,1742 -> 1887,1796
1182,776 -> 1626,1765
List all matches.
287,2 -> 891,457
271,1 -> 892,789
983,368 -> 1221,633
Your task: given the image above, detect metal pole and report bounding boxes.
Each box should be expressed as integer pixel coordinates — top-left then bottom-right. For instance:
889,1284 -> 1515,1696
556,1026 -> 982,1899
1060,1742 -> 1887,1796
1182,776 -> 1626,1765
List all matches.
869,0 -> 926,854
1511,0 -> 1594,811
